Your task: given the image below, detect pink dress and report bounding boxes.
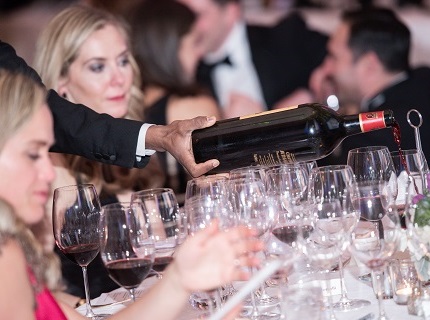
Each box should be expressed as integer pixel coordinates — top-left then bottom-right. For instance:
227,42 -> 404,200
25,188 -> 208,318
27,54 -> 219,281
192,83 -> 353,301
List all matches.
27,267 -> 67,320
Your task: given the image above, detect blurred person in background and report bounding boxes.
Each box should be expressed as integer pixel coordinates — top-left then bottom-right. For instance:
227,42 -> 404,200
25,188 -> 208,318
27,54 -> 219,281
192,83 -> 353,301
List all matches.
179,0 -> 328,117
130,0 -> 220,202
33,5 -> 164,302
315,7 -> 430,165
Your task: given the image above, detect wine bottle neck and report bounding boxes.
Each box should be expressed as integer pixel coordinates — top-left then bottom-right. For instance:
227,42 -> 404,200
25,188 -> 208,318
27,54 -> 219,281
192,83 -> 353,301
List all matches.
343,110 -> 395,134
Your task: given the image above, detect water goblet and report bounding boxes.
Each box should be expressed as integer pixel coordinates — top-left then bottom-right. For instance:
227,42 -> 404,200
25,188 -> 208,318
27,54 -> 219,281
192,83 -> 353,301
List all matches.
100,202 -> 155,302
52,184 -> 108,319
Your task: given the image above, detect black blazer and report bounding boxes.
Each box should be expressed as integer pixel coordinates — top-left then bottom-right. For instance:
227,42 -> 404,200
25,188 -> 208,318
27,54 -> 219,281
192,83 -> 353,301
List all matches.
197,12 -> 328,109
319,67 -> 430,166
0,40 -> 149,169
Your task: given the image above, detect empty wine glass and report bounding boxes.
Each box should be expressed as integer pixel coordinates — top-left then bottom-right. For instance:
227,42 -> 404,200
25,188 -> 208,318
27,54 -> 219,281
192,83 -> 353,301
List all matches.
229,165 -> 267,181
349,181 -> 401,320
100,202 -> 154,302
391,149 -> 429,221
186,193 -> 235,316
228,177 -> 278,319
347,146 -> 398,263
302,166 -> 362,319
52,184 -> 108,319
131,188 -> 180,278
184,175 -> 235,311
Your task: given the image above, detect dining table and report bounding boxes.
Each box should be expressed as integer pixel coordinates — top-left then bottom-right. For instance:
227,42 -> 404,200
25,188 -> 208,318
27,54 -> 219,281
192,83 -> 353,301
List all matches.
76,262 -> 422,319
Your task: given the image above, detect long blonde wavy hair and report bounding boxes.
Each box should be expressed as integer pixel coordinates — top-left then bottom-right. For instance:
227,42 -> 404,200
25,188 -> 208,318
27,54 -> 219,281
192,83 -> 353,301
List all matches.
0,70 -> 61,291
33,5 -> 164,194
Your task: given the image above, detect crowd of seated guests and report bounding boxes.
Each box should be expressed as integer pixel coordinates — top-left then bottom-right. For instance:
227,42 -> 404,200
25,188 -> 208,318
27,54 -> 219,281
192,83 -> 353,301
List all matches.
0,70 -> 262,319
4,0 -> 429,312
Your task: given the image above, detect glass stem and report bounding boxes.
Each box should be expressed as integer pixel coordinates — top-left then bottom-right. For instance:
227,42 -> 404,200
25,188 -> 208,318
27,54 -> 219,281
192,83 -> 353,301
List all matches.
324,270 -> 338,320
129,288 -> 136,302
338,256 -> 349,303
373,270 -> 388,320
82,266 -> 96,317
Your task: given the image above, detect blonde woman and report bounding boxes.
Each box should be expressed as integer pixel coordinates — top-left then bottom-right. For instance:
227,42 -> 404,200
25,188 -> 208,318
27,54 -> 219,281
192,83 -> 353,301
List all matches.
33,5 -> 164,300
0,70 -> 261,320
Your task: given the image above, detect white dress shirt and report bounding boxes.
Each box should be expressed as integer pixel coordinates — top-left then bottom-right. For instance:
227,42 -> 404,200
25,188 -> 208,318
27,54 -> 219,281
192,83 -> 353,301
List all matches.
136,123 -> 155,162
204,21 -> 266,110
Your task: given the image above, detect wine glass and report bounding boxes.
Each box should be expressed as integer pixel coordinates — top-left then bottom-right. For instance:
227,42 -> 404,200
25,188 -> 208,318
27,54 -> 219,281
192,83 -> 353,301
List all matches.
347,146 -> 398,201
131,188 -> 180,278
184,175 -> 234,311
229,165 -> 267,181
100,202 -> 155,302
349,181 -> 401,320
228,177 -> 278,319
391,149 -> 429,222
264,164 -> 308,285
347,146 -> 398,277
186,193 -> 235,316
52,184 -> 107,319
302,165 -> 362,319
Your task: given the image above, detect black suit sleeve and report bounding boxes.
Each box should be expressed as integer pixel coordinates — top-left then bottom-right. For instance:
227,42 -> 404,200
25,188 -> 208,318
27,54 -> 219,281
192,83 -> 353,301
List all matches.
0,40 -> 149,169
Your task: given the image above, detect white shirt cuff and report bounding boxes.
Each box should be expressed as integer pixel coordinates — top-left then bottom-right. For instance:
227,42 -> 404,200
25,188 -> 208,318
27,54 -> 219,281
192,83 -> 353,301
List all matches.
136,123 -> 156,162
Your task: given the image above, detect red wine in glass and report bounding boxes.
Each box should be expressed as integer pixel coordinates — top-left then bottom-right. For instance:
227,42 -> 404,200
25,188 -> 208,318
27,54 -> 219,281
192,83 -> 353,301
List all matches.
61,243 -> 100,266
272,225 -> 313,245
106,258 -> 153,290
152,256 -> 174,273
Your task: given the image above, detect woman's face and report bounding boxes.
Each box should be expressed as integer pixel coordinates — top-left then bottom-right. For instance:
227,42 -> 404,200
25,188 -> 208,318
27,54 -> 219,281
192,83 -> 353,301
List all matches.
0,104 -> 55,224
59,24 -> 133,118
178,23 -> 204,82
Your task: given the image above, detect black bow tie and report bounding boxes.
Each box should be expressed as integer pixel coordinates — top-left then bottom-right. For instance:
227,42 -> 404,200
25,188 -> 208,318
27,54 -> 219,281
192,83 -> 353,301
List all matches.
200,55 -> 233,74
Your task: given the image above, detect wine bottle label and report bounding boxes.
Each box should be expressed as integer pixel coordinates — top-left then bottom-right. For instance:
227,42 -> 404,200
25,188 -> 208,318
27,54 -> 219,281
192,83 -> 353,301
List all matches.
359,111 -> 386,132
253,150 -> 297,166
240,105 -> 298,120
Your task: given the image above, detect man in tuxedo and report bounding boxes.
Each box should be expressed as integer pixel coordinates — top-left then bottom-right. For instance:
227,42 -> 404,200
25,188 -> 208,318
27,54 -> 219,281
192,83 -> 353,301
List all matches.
179,0 -> 328,117
317,8 -> 430,166
0,40 -> 218,177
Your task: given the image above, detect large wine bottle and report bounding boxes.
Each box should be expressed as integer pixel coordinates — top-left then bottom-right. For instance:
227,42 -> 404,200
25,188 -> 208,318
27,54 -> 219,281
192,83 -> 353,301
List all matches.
192,103 -> 395,173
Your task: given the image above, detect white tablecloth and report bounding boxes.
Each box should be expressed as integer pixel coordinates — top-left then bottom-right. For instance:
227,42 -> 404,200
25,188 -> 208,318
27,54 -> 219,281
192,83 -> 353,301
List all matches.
77,265 -> 421,319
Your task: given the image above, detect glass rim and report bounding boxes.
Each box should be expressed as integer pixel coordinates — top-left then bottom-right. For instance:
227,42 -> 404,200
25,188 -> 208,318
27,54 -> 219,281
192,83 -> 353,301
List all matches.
53,183 -> 96,192
132,187 -> 174,197
348,146 -> 389,154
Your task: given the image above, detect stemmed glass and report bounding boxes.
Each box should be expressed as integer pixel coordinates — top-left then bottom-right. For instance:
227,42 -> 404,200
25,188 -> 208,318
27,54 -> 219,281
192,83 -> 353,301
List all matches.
100,202 -> 155,302
52,184 -> 107,319
131,188 -> 180,278
264,164 -> 308,284
186,190 -> 235,316
347,146 -> 401,320
391,149 -> 429,222
301,165 -> 362,320
347,146 -> 398,268
184,175 -> 234,312
349,180 -> 401,320
228,177 -> 278,320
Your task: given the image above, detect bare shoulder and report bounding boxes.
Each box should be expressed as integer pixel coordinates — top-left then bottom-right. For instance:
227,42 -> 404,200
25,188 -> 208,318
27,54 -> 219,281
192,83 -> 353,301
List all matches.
0,237 -> 26,269
168,95 -> 220,121
0,238 -> 34,319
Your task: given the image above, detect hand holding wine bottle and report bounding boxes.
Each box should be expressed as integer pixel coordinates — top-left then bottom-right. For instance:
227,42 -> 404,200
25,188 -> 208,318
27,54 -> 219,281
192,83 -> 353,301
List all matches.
192,103 -> 395,173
